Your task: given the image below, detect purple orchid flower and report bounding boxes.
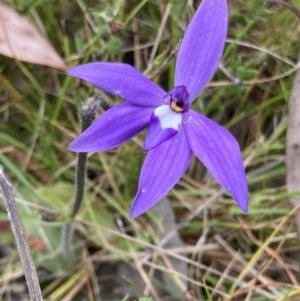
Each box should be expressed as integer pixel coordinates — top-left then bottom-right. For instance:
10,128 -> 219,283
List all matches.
68,0 -> 248,218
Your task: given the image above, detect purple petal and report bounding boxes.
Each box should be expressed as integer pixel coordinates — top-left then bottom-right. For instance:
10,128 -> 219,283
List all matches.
183,110 -> 248,212
68,63 -> 165,107
175,0 -> 228,102
130,129 -> 192,218
68,102 -> 153,152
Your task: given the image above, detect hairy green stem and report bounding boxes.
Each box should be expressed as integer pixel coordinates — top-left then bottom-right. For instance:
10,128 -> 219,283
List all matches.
71,96 -> 112,218
61,96 -> 112,256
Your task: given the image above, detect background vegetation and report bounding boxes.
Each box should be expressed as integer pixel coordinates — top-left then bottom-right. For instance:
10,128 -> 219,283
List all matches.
1,0 -> 300,300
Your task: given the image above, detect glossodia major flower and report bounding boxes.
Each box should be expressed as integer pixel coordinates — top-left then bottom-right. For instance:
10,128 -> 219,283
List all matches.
68,0 -> 248,218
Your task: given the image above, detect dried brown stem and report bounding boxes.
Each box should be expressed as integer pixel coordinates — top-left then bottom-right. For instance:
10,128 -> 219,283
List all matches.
286,52 -> 300,237
267,0 -> 300,19
0,165 -> 43,301
148,39 -> 181,80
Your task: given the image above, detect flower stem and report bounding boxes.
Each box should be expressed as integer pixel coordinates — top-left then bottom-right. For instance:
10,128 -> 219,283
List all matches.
72,96 -> 112,218
62,96 -> 112,255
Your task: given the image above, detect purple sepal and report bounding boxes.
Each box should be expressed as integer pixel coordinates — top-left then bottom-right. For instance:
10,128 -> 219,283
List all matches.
130,129 -> 192,218
68,102 -> 153,152
68,63 -> 166,107
184,110 -> 248,212
175,0 -> 228,103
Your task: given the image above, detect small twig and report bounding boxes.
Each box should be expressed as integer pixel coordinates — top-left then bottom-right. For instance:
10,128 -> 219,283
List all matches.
142,189 -> 225,263
226,38 -> 295,67
207,59 -> 300,87
215,234 -> 280,297
0,165 -> 43,301
218,62 -> 242,85
148,39 -> 182,80
61,96 -> 112,256
148,3 -> 172,70
267,0 -> 300,19
75,0 -> 99,33
22,99 -> 46,171
90,243 -> 220,263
